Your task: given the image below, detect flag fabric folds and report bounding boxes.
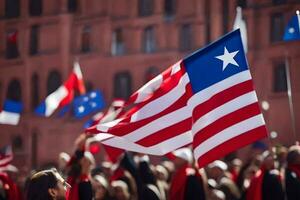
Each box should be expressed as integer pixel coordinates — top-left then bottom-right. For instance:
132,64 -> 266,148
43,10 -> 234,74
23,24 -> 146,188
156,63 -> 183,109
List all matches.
233,7 -> 248,53
87,29 -> 268,168
84,99 -> 125,128
283,12 -> 300,41
73,90 -> 105,118
35,61 -> 86,117
0,100 -> 23,125
0,146 -> 13,171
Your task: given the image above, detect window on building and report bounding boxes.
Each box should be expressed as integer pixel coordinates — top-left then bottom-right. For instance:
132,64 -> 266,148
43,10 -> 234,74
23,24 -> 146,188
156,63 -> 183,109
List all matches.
30,25 -> 39,55
68,0 -> 78,13
270,13 -> 284,42
81,26 -> 91,53
7,79 -> 22,101
142,26 -> 156,53
205,0 -> 211,44
5,0 -> 20,18
236,0 -> 247,8
12,135 -> 23,152
29,0 -> 42,16
272,0 -> 286,5
5,30 -> 19,59
111,28 -> 125,56
85,81 -> 94,92
179,24 -> 193,51
113,71 -> 132,100
47,71 -> 61,95
138,0 -> 154,17
164,0 -> 176,18
273,63 -> 287,92
145,66 -> 159,83
223,0 -> 229,34
31,73 -> 39,110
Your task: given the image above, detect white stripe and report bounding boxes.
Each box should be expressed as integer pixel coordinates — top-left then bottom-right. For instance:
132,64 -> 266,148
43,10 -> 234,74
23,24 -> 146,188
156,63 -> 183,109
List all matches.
0,156 -> 13,165
73,61 -> 83,79
89,131 -> 192,155
188,70 -> 252,109
130,73 -> 190,122
45,86 -> 68,116
96,118 -> 123,132
171,61 -> 181,75
135,74 -> 163,103
193,114 -> 265,160
192,91 -> 258,135
0,111 -> 20,125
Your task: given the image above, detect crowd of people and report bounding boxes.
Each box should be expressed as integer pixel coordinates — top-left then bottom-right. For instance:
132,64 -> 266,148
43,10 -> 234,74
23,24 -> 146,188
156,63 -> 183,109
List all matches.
1,134 -> 300,200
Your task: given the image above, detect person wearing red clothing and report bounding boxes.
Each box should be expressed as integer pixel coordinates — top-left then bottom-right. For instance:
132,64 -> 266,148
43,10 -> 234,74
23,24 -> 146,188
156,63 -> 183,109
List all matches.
0,172 -> 22,200
246,151 -> 284,200
169,148 -> 206,200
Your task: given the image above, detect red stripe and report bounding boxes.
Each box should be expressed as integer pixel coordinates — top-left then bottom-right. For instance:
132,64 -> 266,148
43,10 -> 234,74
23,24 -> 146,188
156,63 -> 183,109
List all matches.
136,118 -> 191,147
101,83 -> 192,136
193,80 -> 254,120
196,126 -> 267,168
193,103 -> 262,148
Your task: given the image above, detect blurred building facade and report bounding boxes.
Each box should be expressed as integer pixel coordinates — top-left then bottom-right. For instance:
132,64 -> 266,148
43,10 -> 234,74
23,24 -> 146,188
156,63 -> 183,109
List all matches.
0,0 -> 299,170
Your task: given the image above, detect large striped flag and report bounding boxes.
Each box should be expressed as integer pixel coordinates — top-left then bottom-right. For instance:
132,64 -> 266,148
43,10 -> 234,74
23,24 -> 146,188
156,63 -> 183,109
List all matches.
0,146 -> 13,171
87,30 -> 268,168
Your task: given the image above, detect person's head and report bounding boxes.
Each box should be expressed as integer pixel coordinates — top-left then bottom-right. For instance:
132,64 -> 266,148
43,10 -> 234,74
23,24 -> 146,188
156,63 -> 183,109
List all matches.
111,180 -> 130,200
208,160 -> 228,180
92,175 -> 109,200
261,151 -> 275,170
26,168 -> 70,200
287,145 -> 300,165
171,148 -> 193,169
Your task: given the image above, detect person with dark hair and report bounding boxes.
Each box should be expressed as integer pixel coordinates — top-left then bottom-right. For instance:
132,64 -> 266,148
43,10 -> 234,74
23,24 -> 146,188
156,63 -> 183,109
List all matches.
285,145 -> 300,200
26,168 -> 70,200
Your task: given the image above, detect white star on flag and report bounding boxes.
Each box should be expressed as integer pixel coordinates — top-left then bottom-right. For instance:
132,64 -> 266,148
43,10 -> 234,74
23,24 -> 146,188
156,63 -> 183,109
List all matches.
215,47 -> 239,71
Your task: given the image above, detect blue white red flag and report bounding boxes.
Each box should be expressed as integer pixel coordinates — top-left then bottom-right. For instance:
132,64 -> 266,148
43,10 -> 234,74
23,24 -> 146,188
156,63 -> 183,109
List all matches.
35,61 -> 86,117
87,30 -> 267,168
0,100 -> 23,125
0,146 -> 13,171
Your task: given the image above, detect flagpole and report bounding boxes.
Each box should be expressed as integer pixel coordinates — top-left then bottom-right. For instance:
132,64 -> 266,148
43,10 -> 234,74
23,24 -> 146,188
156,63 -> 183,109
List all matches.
285,53 -> 297,143
296,10 -> 300,32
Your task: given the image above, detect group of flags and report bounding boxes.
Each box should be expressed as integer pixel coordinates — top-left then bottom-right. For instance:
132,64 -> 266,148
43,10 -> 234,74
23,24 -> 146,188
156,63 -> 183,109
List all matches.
0,61 -> 106,126
1,8 -> 300,168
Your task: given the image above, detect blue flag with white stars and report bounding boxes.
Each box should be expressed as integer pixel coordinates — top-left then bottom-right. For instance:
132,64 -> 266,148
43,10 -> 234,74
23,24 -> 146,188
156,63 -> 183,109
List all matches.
73,90 -> 105,118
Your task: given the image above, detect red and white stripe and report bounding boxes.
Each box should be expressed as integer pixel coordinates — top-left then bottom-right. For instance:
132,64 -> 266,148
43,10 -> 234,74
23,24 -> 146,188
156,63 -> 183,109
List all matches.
87,61 -> 193,153
190,70 -> 266,167
0,146 -> 13,171
87,65 -> 267,168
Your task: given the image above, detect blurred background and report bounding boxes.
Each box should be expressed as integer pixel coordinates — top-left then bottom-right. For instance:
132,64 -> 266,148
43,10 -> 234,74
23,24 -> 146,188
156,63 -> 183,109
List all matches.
0,0 -> 299,172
